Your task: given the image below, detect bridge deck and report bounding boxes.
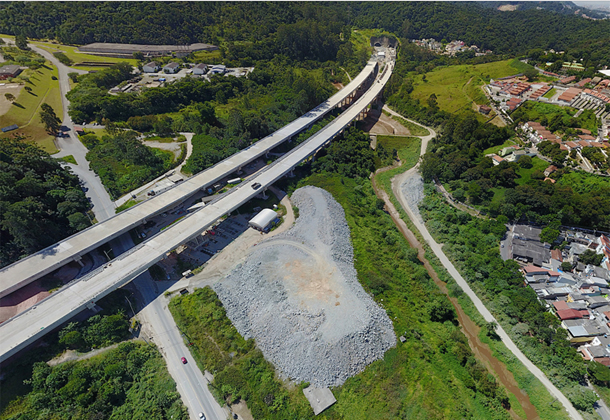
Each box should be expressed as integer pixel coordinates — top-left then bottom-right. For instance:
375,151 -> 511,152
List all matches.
0,61 -> 378,299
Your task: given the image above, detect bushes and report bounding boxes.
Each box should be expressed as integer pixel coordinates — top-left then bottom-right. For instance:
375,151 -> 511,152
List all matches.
84,131 -> 174,199
53,51 -> 72,66
2,343 -> 188,420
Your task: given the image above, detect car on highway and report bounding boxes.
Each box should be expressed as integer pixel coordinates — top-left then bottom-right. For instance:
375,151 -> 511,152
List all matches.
181,357 -> 187,364
251,182 -> 261,190
199,413 -> 206,420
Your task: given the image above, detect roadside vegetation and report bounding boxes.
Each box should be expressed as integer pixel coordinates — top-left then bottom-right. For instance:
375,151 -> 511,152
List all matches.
388,114 -> 430,136
0,289 -> 141,413
0,342 -> 187,420
418,186 -> 602,414
79,129 -> 178,200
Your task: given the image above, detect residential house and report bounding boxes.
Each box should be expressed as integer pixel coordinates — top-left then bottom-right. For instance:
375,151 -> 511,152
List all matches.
544,165 -> 558,176
0,64 -> 22,80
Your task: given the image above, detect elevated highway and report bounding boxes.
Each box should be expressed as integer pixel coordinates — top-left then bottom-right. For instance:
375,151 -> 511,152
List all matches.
0,60 -> 378,299
0,58 -> 393,363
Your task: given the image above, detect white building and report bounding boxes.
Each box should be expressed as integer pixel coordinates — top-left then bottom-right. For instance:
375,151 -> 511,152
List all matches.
249,208 -> 278,231
193,63 -> 208,75
163,62 -> 180,74
210,64 -> 227,75
143,62 -> 160,73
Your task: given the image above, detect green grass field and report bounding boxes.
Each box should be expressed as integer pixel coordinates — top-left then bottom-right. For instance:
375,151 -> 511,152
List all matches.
55,154 -> 77,164
389,114 -> 430,136
542,88 -> 556,99
410,59 -> 533,117
512,156 -> 549,186
0,63 -> 62,153
377,135 -> 421,165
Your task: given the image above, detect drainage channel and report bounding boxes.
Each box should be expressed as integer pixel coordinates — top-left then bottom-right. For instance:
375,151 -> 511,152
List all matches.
372,170 -> 539,420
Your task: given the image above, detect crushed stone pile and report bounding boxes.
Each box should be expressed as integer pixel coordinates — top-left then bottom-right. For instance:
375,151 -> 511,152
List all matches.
213,186 -> 395,387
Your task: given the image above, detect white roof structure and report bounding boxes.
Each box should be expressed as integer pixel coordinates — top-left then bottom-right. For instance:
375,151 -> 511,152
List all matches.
249,208 -> 278,230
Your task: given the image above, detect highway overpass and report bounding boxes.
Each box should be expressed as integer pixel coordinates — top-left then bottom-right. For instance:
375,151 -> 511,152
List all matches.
0,58 -> 393,363
0,60 -> 379,299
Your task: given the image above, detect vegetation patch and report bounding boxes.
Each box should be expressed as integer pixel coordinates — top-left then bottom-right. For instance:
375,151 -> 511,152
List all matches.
32,41 -> 138,70
0,342 -> 188,420
0,138 -> 91,268
0,63 -> 62,153
542,88 -> 556,99
512,101 -> 598,135
390,115 -> 430,136
55,154 -> 77,164
80,130 -> 177,199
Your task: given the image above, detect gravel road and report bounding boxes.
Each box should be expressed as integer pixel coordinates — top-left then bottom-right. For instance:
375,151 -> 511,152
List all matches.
388,106 -> 583,420
213,186 -> 395,387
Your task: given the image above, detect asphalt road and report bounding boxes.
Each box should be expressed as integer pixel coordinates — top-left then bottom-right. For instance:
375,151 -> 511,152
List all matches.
388,107 -> 584,420
27,41 -> 116,222
134,275 -> 228,420
110,231 -> 227,420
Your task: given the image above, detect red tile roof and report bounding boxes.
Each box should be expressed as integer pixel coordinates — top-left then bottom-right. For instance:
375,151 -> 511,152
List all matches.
557,309 -> 583,320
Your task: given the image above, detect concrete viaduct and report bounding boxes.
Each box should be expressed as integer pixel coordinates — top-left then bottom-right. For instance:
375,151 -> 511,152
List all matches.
0,57 -> 393,363
0,60 -> 380,300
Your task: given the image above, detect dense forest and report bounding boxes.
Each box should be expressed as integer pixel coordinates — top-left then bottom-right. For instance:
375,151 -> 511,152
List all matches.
2,2 -> 610,66
0,342 -> 188,420
0,138 -> 91,268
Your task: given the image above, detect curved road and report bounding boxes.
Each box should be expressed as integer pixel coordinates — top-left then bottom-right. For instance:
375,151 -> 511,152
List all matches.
25,42 -> 226,419
386,106 -> 583,420
27,41 -> 117,221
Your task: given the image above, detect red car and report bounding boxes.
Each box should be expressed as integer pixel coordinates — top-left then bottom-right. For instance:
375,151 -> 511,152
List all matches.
181,357 -> 187,364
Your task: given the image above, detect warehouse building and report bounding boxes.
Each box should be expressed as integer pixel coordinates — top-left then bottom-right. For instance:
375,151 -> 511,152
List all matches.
249,208 -> 279,231
78,42 -> 218,59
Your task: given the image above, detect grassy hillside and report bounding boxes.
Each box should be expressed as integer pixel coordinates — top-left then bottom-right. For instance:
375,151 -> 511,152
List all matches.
0,63 -> 62,153
409,59 -> 532,118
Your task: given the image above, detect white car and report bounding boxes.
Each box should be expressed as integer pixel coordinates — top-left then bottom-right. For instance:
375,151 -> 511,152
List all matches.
199,413 -> 206,420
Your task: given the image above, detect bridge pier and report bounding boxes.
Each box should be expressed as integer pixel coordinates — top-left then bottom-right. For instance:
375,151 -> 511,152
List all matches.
74,256 -> 84,267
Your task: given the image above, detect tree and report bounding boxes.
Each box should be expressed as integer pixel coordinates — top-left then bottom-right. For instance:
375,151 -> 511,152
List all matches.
68,72 -> 79,83
132,51 -> 144,61
39,102 -> 62,136
518,155 -> 532,168
4,93 -> 15,102
15,34 -> 28,50
24,86 -> 32,93
561,261 -> 572,272
540,226 -> 560,244
523,68 -> 538,81
579,249 -> 603,266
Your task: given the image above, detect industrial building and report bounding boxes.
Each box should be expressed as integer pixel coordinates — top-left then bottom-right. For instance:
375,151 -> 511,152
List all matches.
78,42 -> 218,59
249,208 -> 279,231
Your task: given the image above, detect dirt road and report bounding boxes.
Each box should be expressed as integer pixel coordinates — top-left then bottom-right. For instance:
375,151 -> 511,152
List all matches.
386,106 -> 583,420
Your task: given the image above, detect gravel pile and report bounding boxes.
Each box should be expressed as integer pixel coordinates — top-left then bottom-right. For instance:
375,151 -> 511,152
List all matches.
213,186 -> 395,387
400,172 -> 425,222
